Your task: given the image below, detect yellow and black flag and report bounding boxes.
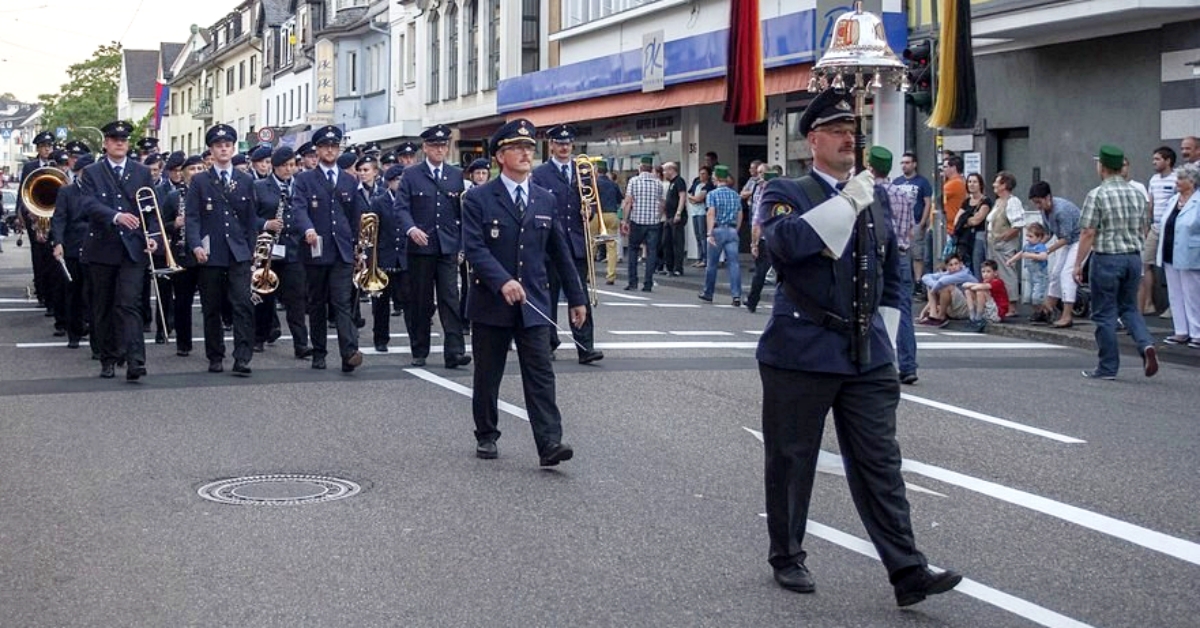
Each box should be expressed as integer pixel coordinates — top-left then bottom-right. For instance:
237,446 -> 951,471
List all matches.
928,0 -> 977,129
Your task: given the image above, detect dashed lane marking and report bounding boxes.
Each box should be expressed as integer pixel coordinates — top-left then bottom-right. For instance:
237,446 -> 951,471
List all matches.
901,393 -> 1086,444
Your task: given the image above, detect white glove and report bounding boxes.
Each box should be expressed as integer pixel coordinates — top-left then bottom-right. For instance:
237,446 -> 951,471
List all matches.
840,169 -> 877,213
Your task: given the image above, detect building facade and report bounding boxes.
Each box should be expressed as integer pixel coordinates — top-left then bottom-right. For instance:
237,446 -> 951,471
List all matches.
0,100 -> 42,179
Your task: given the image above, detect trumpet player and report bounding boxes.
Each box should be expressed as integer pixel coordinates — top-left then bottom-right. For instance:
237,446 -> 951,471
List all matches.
370,164 -> 409,353
162,154 -> 205,357
16,131 -> 58,319
251,146 -> 311,358
530,124 -> 604,364
185,124 -> 259,376
51,153 -> 95,350
77,120 -> 161,381
290,124 -> 365,372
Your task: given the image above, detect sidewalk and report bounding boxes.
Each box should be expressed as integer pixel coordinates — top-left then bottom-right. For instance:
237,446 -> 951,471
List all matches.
608,253 -> 1200,369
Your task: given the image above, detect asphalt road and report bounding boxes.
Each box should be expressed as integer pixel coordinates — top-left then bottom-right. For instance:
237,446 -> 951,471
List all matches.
1,245 -> 1197,628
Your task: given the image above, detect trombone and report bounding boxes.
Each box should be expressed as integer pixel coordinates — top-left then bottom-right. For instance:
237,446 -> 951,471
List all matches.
135,186 -> 182,340
574,154 -> 615,307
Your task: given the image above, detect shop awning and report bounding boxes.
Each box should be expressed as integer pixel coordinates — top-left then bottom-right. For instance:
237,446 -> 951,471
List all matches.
514,65 -> 811,128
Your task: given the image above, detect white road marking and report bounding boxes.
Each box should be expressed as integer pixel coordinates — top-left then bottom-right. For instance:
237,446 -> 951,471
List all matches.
901,393 -> 1086,444
592,341 -> 758,350
941,331 -> 988,336
917,342 -> 1063,350
15,331 -> 436,349
667,331 -> 734,336
404,368 -> 529,421
608,330 -> 667,335
914,332 -> 936,336
600,302 -> 649,307
0,308 -> 47,313
797,520 -> 1096,628
595,289 -> 651,301
743,330 -> 763,335
652,303 -> 702,308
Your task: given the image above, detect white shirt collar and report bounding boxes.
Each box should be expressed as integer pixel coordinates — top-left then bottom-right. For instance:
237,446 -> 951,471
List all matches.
811,165 -> 847,191
426,159 -> 443,175
500,173 -> 528,203
320,165 -> 338,181
106,157 -> 128,170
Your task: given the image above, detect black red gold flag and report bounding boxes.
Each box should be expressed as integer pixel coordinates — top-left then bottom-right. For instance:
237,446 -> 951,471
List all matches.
723,0 -> 766,125
928,0 -> 978,128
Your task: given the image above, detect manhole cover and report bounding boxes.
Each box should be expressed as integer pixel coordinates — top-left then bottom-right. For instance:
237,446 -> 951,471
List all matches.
198,474 -> 362,505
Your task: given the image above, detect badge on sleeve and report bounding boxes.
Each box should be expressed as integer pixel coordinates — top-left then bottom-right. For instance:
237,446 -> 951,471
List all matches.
772,204 -> 793,217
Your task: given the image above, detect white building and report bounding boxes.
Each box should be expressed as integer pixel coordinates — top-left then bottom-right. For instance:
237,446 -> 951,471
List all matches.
117,49 -> 162,127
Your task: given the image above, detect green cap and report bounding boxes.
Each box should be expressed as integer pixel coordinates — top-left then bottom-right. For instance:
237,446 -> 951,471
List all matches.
762,171 -> 779,181
868,146 -> 892,174
639,155 -> 654,166
1096,145 -> 1124,171
713,165 -> 730,179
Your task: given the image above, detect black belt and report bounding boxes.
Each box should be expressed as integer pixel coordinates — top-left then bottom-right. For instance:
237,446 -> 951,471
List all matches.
716,223 -> 737,228
1094,251 -> 1138,256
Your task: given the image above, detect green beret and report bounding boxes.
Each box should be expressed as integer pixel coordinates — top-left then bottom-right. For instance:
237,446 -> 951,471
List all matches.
762,171 -> 779,181
713,165 -> 730,179
639,155 -> 654,166
1097,145 -> 1124,171
868,146 -> 893,174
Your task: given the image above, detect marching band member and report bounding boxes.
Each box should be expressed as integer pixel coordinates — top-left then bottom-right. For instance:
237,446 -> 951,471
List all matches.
298,142 -> 317,171
185,124 -> 259,376
251,146 -> 312,358
461,118 -> 585,466
370,164 -> 409,353
395,141 -> 419,168
77,120 -> 161,381
249,145 -> 273,180
51,153 -> 96,349
135,137 -> 159,163
15,130 -> 57,317
396,124 -> 470,369
141,152 -> 173,343
290,124 -> 366,372
531,124 -> 603,364
164,155 -> 205,357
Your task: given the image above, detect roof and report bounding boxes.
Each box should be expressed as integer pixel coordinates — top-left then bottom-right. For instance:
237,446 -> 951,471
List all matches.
122,49 -> 160,101
160,42 -> 186,73
261,0 -> 292,28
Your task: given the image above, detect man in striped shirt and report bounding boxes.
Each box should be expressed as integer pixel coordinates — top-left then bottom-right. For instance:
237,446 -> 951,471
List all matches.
1141,146 -> 1177,314
1075,145 -> 1158,380
871,147 -> 919,384
698,165 -> 744,305
621,156 -> 665,292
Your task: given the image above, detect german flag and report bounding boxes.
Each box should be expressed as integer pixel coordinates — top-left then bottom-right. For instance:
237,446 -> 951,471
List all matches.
928,0 -> 978,129
723,0 -> 765,125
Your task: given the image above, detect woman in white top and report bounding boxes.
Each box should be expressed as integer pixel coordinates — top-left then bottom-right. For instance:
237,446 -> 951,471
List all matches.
987,170 -> 1026,302
687,166 -> 715,267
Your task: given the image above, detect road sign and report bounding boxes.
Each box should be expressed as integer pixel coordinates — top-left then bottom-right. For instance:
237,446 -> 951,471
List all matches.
55,127 -> 68,140
0,129 -> 10,140
257,127 -> 276,143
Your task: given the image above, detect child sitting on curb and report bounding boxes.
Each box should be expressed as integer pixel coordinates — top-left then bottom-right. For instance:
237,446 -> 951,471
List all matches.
918,254 -> 976,327
961,260 -> 1011,332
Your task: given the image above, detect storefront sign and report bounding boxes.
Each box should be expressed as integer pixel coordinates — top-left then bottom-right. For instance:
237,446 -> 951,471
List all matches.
578,109 -> 679,143
642,30 -> 665,93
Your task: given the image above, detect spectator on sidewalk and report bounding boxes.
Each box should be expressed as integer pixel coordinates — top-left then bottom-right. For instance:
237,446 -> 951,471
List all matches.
746,163 -> 783,314
1075,145 -> 1158,380
1141,147 -> 1177,315
1182,136 -> 1198,166
1155,162 -> 1200,347
594,162 -> 623,285
687,166 -> 715,267
895,152 -> 934,287
1006,222 -> 1050,317
698,165 -> 743,306
960,172 -> 992,276
987,171 -> 1026,302
659,162 -> 689,277
961,260 -> 1010,332
1028,182 -> 1082,326
942,156 -> 967,249
621,156 -> 665,292
919,254 -> 975,326
870,147 -> 920,384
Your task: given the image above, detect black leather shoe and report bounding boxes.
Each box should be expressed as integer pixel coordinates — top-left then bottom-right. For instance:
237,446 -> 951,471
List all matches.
155,331 -> 166,344
579,350 -> 604,365
312,356 -> 326,370
641,285 -> 652,292
268,328 -> 282,344
698,293 -> 713,302
445,355 -> 472,369
126,365 -> 146,381
623,284 -> 637,291
232,361 -> 252,376
99,363 -> 115,379
411,357 -> 426,367
295,347 -> 314,359
732,298 -> 741,307
253,342 -> 265,353
745,301 -> 757,313
342,350 -> 363,372
375,344 -> 389,353
53,328 -> 67,337
773,563 -> 815,593
208,360 -> 224,373
354,317 -> 366,329
539,443 -> 574,467
176,349 -> 191,357
67,339 -> 80,349
900,372 -> 919,385
476,441 -> 498,459
893,567 -> 962,607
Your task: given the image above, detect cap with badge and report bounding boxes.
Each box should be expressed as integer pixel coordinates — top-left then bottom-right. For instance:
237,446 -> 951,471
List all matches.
136,137 -> 159,152
362,142 -> 382,154
313,125 -> 343,147
73,154 -> 95,172
545,124 -> 577,144
101,120 -> 134,139
336,152 -> 358,170
250,144 -> 274,162
297,141 -> 316,156
49,149 -> 70,165
798,88 -> 855,136
143,153 -> 163,167
185,154 -> 204,168
164,151 -> 187,170
395,141 -> 419,156
380,151 -> 398,165
205,123 -> 237,146
65,140 -> 91,155
231,154 -> 248,167
1095,145 -> 1124,171
357,154 -> 379,169
420,124 -> 452,145
867,146 -> 892,174
384,164 -> 405,182
32,131 -> 56,146
489,118 -> 537,150
271,146 -> 295,168
466,157 -> 491,174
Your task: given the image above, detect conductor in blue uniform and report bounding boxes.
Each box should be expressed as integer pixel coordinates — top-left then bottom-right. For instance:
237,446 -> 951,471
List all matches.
461,119 -> 586,467
757,88 -> 961,607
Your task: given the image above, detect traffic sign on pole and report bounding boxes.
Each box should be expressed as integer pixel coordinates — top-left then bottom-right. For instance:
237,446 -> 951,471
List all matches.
55,127 -> 68,140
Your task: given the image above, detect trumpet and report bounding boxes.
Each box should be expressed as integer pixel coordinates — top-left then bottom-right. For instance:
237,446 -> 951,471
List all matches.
135,186 -> 182,341
352,213 -> 388,296
250,193 -> 286,296
574,154 -> 615,307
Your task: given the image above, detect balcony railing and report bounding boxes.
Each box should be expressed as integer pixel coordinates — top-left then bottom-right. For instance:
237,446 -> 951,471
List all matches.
191,98 -> 213,120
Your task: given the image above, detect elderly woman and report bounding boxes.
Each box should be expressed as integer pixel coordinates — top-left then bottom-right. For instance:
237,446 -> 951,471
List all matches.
988,170 -> 1026,302
1156,163 -> 1200,348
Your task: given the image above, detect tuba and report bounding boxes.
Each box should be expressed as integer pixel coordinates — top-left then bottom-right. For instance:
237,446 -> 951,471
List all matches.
574,154 -> 615,307
353,213 -> 388,296
19,166 -> 67,239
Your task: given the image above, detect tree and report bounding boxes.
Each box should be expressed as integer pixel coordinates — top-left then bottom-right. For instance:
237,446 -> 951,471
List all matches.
39,42 -> 122,139
0,92 -> 17,101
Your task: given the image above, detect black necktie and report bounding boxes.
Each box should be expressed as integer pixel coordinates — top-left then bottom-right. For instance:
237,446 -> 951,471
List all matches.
113,165 -> 123,180
515,186 -> 525,217
220,171 -> 230,189
835,181 -> 846,191
327,170 -> 335,186
561,164 -> 570,181
433,167 -> 441,180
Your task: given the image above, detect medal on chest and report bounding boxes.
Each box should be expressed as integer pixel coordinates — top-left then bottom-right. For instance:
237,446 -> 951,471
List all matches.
490,220 -> 500,240
205,198 -> 214,212
311,196 -> 319,209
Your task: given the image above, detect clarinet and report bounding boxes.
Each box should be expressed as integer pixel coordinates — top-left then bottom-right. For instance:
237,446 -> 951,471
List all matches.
852,203 -> 872,367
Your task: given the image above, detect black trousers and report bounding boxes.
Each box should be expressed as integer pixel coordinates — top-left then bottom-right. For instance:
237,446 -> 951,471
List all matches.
459,259 -> 471,328
197,263 -> 254,363
30,238 -> 54,305
371,269 -> 411,346
254,261 -> 308,349
759,362 -> 926,578
172,267 -> 199,353
472,322 -> 563,457
661,218 -> 688,274
405,253 -> 465,361
150,273 -> 174,336
547,256 -> 595,358
141,272 -> 152,326
306,262 -> 358,361
745,238 -> 774,309
62,258 -> 89,341
89,259 -> 146,368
